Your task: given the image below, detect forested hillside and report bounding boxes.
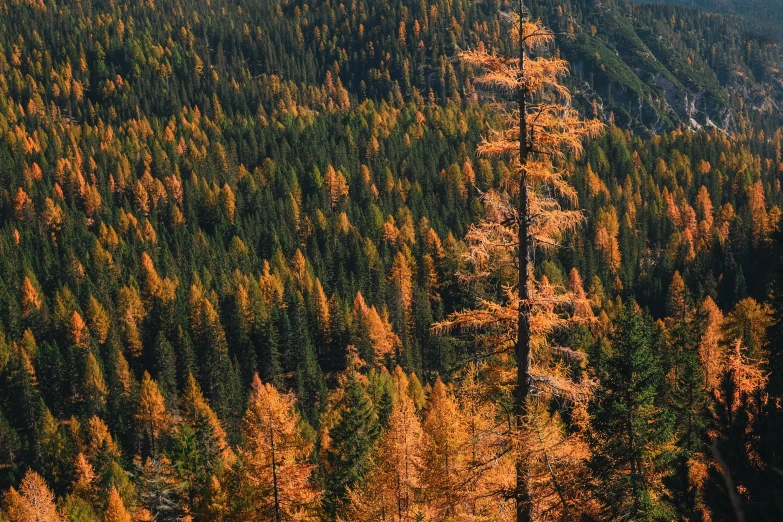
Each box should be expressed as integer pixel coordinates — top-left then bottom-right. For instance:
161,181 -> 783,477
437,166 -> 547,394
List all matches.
2,0 -> 783,519
635,0 -> 783,39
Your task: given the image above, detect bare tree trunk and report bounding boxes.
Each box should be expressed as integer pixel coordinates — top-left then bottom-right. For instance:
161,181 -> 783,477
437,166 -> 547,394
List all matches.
516,2 -> 533,521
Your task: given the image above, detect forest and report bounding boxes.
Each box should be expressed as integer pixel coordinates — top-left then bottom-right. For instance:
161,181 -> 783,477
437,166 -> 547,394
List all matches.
1,0 -> 783,520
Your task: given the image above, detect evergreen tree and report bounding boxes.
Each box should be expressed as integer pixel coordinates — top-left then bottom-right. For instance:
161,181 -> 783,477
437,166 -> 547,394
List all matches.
589,301 -> 676,520
340,370 -> 422,521
323,376 -> 380,518
172,374 -> 232,516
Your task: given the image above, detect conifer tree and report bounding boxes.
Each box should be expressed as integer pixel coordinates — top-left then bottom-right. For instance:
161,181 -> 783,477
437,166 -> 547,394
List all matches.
104,486 -> 132,522
135,372 -> 170,456
238,374 -> 320,521
703,340 -> 768,521
418,378 -> 469,518
84,351 -> 109,417
439,9 -> 602,518
2,469 -> 60,522
340,370 -> 423,521
173,373 -> 233,514
323,375 -> 380,518
588,301 -> 675,520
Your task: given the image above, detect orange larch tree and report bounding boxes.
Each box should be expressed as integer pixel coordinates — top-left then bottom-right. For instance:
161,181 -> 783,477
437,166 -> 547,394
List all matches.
135,371 -> 170,456
340,370 -> 423,521
2,470 -> 61,522
436,6 -> 602,521
238,374 -> 321,521
104,486 -> 133,522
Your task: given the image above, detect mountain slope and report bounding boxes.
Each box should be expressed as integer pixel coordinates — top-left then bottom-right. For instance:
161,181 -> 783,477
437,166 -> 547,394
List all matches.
527,0 -> 783,133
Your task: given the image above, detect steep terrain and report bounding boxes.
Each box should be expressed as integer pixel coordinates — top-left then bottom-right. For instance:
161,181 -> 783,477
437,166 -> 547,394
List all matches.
528,0 -> 783,133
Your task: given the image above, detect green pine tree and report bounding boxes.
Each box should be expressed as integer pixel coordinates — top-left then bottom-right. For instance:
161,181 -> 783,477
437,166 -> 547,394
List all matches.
589,301 -> 676,521
323,375 -> 380,518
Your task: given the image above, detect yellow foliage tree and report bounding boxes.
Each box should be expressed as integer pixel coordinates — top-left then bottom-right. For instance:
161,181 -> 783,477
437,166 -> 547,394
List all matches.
136,371 -> 170,455
2,470 -> 60,522
104,486 -> 132,522
439,11 -> 602,521
239,375 -> 321,521
418,378 -> 472,518
340,371 -> 423,521
352,291 -> 400,364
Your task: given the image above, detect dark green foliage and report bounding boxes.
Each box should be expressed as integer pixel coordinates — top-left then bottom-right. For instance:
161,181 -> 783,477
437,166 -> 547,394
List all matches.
323,376 -> 380,518
151,335 -> 178,408
0,408 -> 21,489
589,301 -> 676,520
0,0 -> 781,518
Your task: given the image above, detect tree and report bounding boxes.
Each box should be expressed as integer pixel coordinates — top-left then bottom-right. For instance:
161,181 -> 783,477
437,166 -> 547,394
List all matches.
418,378 -> 469,518
444,10 -> 602,520
104,486 -> 132,522
238,374 -> 320,521
136,372 -> 170,456
588,301 -> 675,520
340,370 -> 422,521
83,351 -> 109,417
323,375 -> 380,517
352,292 -> 400,365
703,340 -> 768,521
2,469 -> 60,522
172,373 -> 232,516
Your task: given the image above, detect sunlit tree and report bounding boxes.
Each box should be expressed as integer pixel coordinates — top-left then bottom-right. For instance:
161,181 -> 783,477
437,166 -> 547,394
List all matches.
436,7 -> 602,520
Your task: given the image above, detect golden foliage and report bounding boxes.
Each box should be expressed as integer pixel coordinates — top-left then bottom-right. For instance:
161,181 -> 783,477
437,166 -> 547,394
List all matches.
324,165 -> 349,209
352,291 -> 401,363
181,374 -> 234,466
442,15 -> 603,519
2,470 -> 60,522
136,371 -> 170,453
698,297 -> 725,392
20,276 -> 42,319
104,486 -> 132,522
389,251 -> 414,309
86,295 -> 111,345
341,376 -> 423,521
239,375 -> 321,520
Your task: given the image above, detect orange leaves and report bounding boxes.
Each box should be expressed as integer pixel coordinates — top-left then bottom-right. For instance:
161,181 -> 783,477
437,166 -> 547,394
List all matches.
747,179 -> 769,244
41,197 -> 64,240
343,375 -> 423,521
353,291 -> 400,363
219,183 -> 236,222
324,165 -> 349,209
140,252 -> 178,303
86,296 -> 111,345
713,340 -> 768,426
118,285 -> 145,357
136,371 -> 170,452
389,251 -> 414,309
68,311 -> 90,350
20,276 -> 42,319
104,487 -> 132,522
13,188 -> 33,220
594,206 -> 621,273
2,470 -> 60,522
698,297 -> 725,392
724,297 -> 772,357
239,375 -> 320,520
418,378 -> 470,516
181,374 -> 233,466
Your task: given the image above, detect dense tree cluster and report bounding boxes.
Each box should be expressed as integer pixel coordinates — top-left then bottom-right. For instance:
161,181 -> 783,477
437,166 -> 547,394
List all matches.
2,0 -> 783,520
